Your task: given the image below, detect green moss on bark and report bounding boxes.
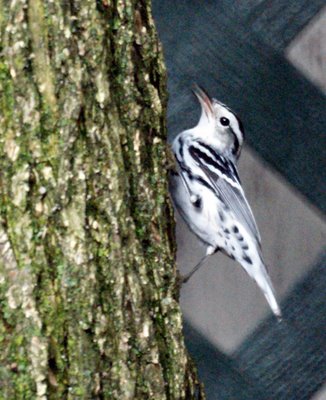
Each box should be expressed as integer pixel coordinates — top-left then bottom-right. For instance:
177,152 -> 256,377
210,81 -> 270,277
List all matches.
0,1 -> 204,399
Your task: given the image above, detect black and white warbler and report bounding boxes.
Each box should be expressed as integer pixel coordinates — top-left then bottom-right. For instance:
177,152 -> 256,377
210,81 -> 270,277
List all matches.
169,85 -> 281,319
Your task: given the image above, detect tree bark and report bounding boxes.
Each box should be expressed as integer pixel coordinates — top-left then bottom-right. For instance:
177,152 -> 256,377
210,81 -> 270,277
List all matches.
0,1 -> 204,399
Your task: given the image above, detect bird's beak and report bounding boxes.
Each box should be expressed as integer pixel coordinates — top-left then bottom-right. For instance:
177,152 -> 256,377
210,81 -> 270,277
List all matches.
192,84 -> 213,119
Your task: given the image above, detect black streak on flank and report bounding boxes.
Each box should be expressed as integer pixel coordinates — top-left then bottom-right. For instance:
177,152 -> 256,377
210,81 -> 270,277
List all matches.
181,164 -> 222,201
192,197 -> 202,208
197,141 -> 222,161
243,255 -> 252,264
183,166 -> 215,193
189,145 -> 239,183
192,146 -> 221,170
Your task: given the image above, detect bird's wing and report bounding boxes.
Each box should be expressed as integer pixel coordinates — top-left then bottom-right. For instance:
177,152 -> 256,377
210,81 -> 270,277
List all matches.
188,142 -> 261,245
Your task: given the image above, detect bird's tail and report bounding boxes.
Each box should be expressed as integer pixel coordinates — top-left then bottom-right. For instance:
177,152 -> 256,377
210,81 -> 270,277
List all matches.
244,261 -> 282,320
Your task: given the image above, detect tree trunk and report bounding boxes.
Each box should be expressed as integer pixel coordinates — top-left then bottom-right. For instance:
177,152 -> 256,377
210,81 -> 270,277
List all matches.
0,1 -> 204,399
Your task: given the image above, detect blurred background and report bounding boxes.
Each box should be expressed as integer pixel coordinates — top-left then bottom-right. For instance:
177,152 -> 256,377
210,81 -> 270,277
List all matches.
152,1 -> 326,399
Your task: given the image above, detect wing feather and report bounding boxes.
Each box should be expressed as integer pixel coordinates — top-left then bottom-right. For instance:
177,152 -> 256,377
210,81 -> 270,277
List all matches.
189,143 -> 261,245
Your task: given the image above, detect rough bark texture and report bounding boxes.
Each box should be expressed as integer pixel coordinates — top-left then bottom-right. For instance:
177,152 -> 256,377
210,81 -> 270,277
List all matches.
0,1 -> 204,399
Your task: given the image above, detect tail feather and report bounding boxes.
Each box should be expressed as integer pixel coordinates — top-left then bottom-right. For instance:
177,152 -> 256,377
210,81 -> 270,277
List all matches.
244,261 -> 282,320
259,269 -> 282,320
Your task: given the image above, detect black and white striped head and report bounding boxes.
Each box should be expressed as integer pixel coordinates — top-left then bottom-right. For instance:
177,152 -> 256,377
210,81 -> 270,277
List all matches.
193,85 -> 245,159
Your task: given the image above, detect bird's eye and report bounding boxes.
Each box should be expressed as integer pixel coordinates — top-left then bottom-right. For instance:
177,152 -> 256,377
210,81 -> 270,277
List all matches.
220,117 -> 230,126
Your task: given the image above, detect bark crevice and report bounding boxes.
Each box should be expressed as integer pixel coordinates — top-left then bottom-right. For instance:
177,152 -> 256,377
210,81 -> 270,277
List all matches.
0,1 -> 204,399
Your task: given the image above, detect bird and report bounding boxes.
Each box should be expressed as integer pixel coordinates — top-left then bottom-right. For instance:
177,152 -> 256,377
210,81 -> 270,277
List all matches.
169,85 -> 282,319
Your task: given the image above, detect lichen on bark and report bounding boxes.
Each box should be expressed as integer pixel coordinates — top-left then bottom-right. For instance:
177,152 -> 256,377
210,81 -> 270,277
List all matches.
0,1 -> 204,399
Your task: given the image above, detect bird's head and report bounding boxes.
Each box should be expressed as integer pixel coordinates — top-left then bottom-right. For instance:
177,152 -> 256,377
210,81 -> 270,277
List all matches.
192,84 -> 245,159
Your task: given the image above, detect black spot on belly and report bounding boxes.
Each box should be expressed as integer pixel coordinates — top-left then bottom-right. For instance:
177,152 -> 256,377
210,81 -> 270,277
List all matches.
231,245 -> 235,251
243,255 -> 252,264
224,228 -> 230,234
238,235 -> 244,241
242,244 -> 249,250
233,226 -> 239,233
219,211 -> 225,222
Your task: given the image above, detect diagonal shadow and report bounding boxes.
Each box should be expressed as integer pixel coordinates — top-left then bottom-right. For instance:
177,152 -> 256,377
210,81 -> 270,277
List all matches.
233,252 -> 326,400
183,319 -> 266,399
207,0 -> 326,51
153,0 -> 326,214
183,252 -> 326,399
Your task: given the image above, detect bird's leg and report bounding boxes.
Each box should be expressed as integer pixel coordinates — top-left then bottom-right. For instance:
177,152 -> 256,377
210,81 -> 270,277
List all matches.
181,255 -> 209,283
181,246 -> 216,283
